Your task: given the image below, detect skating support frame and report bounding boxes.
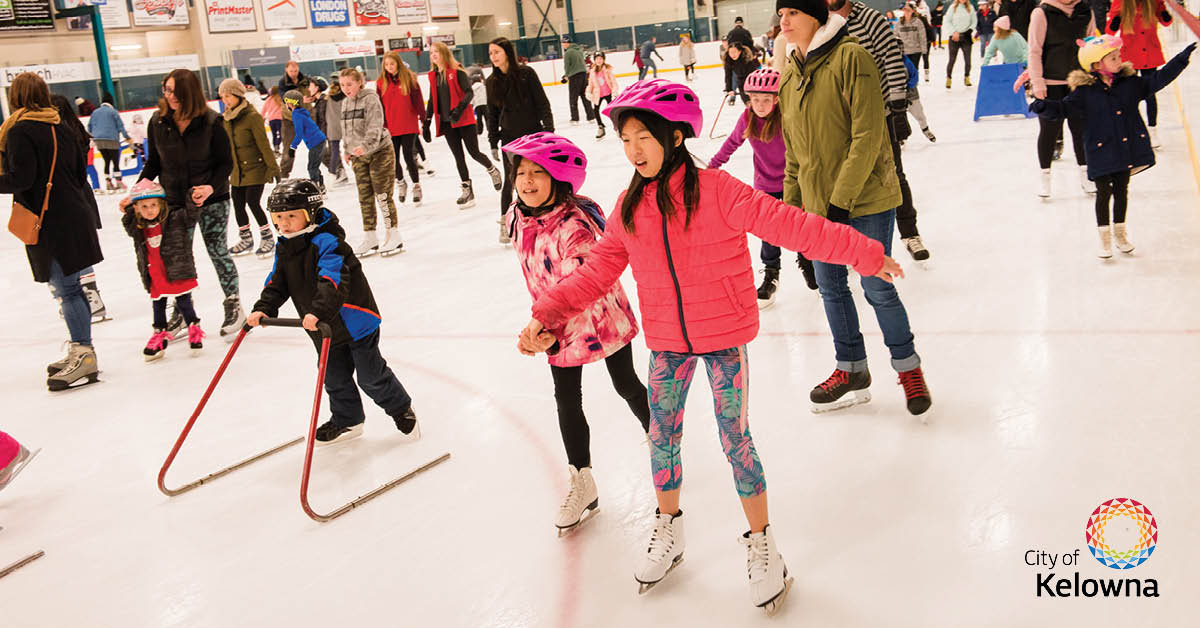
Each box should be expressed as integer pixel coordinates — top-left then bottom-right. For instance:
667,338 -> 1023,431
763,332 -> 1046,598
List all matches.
0,550 -> 44,580
157,318 -> 449,523
709,94 -> 730,140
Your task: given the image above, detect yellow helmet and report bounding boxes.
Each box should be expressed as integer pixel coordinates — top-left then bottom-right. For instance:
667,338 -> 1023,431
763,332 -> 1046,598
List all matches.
1077,35 -> 1123,70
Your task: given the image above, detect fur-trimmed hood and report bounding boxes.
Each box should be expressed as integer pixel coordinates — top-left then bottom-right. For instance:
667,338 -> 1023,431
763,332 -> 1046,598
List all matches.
1068,62 -> 1136,89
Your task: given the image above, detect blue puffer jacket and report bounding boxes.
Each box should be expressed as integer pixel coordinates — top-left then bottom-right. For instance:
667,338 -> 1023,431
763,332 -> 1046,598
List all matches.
87,104 -> 129,141
1031,45 -> 1193,180
289,106 -> 327,151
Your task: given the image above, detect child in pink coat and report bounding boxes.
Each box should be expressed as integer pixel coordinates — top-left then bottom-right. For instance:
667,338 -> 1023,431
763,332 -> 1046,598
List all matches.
505,133 -> 650,536
586,52 -> 619,139
519,80 -> 903,611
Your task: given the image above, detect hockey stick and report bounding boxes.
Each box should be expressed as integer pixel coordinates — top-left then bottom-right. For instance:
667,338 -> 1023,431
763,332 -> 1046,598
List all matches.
0,550 -> 44,580
709,94 -> 730,140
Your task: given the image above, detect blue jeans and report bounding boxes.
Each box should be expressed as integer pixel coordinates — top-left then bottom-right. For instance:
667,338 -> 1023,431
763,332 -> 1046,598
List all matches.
321,329 -> 412,428
813,209 -> 919,373
48,259 -> 92,346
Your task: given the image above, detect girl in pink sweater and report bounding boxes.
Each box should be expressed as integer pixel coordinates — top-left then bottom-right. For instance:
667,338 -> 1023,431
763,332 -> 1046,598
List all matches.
707,67 -> 818,308
586,52 -> 619,140
518,79 -> 902,612
506,133 -> 651,536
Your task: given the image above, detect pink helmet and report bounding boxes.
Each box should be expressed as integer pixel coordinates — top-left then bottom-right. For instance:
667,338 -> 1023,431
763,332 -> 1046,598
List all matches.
744,68 -> 781,94
602,78 -> 703,138
502,132 -> 588,192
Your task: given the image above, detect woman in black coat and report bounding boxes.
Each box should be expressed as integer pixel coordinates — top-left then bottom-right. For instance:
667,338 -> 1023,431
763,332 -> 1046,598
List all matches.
0,72 -> 102,391
124,69 -> 242,341
485,37 -> 554,242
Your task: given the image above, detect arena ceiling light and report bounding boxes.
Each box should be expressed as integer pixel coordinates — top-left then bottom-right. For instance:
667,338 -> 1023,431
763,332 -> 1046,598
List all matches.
423,25 -> 439,31
110,44 -> 142,51
346,28 -> 366,37
271,32 -> 296,41
499,21 -> 512,26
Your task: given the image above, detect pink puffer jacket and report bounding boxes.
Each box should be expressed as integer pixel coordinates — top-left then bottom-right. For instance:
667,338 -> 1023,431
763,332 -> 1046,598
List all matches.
510,196 -> 639,368
533,168 -> 886,354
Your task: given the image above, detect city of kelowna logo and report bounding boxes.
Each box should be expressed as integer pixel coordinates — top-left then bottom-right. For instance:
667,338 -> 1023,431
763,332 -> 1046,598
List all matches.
1025,498 -> 1159,597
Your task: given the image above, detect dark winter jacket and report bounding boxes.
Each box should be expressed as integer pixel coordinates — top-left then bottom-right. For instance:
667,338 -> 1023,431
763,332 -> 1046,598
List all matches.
223,102 -> 279,187
1031,48 -> 1192,180
289,106 -> 327,150
141,108 -> 233,209
278,71 -> 306,94
726,24 -> 755,49
486,64 -> 554,147
253,208 -> 382,347
724,46 -> 761,92
0,120 -> 103,282
1001,0 -> 1038,39
312,93 -> 329,135
978,7 -> 998,35
122,203 -> 198,293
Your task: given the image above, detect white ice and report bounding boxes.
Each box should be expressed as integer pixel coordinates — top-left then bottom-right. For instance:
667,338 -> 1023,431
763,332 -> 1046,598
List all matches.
2,43 -> 1199,627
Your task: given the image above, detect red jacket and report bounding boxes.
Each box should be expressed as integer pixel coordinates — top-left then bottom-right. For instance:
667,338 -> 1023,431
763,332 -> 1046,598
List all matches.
1106,0 -> 1171,70
378,75 -> 425,136
427,67 -> 476,136
532,168 -> 886,354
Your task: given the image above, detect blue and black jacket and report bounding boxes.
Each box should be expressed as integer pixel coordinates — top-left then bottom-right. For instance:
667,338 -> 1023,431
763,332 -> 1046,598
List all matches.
289,106 -> 327,151
253,207 -> 381,346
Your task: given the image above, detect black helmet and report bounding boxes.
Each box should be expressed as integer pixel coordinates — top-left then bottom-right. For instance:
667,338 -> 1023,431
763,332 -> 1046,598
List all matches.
267,179 -> 323,217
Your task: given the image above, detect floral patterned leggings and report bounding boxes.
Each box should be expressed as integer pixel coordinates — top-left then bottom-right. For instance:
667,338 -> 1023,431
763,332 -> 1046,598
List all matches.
648,345 -> 765,498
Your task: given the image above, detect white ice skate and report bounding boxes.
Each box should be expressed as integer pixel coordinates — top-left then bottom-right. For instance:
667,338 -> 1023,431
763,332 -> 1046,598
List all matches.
1112,223 -> 1135,254
555,466 -> 599,537
380,228 -> 405,257
741,525 -> 794,617
1038,169 -> 1052,199
1080,166 -> 1096,194
635,510 -> 685,594
354,232 -> 379,258
1097,226 -> 1113,259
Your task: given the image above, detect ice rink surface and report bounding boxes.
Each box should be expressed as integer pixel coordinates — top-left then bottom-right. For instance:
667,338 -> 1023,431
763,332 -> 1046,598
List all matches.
2,43 -> 1199,626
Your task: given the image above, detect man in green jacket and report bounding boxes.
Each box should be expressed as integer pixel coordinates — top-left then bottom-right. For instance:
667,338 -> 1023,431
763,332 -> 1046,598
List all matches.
563,36 -> 594,123
776,0 -> 932,419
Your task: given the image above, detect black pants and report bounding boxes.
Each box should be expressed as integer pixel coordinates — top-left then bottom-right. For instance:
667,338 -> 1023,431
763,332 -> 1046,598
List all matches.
320,329 -> 413,428
947,34 -> 973,78
415,137 -> 426,160
1095,171 -> 1131,226
269,119 -> 282,149
443,124 -> 493,182
567,72 -> 595,122
153,293 -> 198,329
279,119 -> 296,176
100,148 -> 120,177
907,52 -> 927,73
1038,85 -> 1087,169
594,95 -> 613,129
391,133 -> 420,183
886,114 -> 920,239
231,184 -> 267,229
683,64 -> 696,79
306,140 -> 326,185
1141,68 -> 1159,126
550,343 -> 651,468
474,105 -> 487,134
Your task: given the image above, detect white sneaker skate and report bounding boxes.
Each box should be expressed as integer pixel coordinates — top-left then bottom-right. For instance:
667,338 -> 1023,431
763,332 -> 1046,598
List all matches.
1080,166 -> 1096,194
741,525 -> 794,616
555,466 -> 599,536
1038,169 -> 1052,199
1097,226 -> 1113,259
354,232 -> 379,258
380,228 -> 405,257
1149,126 -> 1160,148
635,510 -> 685,594
1112,223 -> 1135,254
396,179 -> 408,204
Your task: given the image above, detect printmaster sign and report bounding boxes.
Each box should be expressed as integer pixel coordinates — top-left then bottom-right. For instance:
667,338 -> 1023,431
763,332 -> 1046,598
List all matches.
205,0 -> 257,32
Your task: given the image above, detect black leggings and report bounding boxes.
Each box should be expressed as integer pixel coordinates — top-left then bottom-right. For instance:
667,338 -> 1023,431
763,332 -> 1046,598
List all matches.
391,134 -> 420,183
415,137 -> 427,160
1095,171 -> 1131,226
594,95 -> 613,129
1141,68 -> 1159,126
907,52 -> 926,74
1038,85 -> 1087,169
153,293 -> 198,329
947,34 -> 973,78
231,184 -> 267,229
100,148 -> 120,176
550,343 -> 651,469
443,124 -> 493,182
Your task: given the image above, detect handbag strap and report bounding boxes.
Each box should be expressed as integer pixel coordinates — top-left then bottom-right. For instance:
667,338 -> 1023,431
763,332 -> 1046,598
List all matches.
37,125 -> 58,220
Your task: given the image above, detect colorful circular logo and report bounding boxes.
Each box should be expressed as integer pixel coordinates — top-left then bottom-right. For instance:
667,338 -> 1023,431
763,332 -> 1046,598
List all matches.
1085,498 -> 1157,570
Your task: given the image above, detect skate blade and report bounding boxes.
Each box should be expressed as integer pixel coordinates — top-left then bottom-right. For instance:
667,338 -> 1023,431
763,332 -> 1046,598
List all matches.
757,295 -> 776,310
556,500 -> 600,537
380,246 -> 406,257
190,347 -> 203,357
91,315 -> 113,324
3,448 -> 42,487
144,352 -> 165,363
760,576 -> 794,617
47,372 -> 100,392
231,250 -> 252,257
256,253 -> 274,260
458,201 -> 476,210
810,389 -> 871,414
636,553 -> 684,595
314,425 -> 364,447
355,248 -> 379,258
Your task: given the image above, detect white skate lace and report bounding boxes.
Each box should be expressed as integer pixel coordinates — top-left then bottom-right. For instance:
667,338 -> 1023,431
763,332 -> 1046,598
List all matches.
741,533 -> 770,583
558,474 -> 586,518
646,517 -> 676,561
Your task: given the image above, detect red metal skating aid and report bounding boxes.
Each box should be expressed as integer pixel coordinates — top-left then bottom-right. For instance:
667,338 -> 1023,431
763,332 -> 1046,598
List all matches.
157,317 -> 449,523
0,550 -> 44,581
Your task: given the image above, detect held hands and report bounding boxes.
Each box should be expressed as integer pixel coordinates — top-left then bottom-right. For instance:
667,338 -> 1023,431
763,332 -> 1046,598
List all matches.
352,146 -> 365,157
873,256 -> 905,284
302,313 -> 320,331
422,120 -> 432,143
517,318 -> 547,355
190,185 -> 214,206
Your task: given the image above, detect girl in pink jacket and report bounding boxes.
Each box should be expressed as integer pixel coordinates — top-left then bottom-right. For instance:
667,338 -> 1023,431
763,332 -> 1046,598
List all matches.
586,52 -> 619,140
505,133 -> 651,537
519,79 -> 903,613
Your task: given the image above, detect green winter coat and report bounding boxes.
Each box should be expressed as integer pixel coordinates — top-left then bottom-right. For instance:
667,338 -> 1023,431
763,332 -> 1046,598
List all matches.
223,101 -> 280,187
779,17 -> 901,219
564,45 -> 586,77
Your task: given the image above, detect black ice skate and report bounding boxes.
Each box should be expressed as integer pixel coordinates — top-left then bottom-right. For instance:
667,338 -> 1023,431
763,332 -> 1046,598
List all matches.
898,367 -> 932,421
757,268 -> 779,309
393,406 -> 420,441
810,368 -> 872,413
314,420 -> 364,446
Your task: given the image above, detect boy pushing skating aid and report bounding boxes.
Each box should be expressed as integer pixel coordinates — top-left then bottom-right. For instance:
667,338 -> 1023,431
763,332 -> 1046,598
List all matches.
504,132 -> 652,536
248,179 -> 419,446
520,79 -> 902,615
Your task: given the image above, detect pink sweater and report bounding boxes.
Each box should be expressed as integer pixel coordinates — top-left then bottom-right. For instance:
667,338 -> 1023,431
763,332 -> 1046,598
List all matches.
532,168 -> 886,354
510,197 -> 639,368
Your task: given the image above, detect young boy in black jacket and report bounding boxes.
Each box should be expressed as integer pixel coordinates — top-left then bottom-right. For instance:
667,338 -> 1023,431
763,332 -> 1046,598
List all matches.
248,179 -> 418,445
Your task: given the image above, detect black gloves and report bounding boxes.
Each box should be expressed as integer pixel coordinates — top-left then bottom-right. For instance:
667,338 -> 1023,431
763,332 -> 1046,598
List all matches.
1028,99 -> 1046,114
422,120 -> 432,143
1160,10 -> 1172,25
826,203 -> 850,224
287,147 -> 295,159
1181,42 -> 1197,65
1108,16 -> 1121,33
887,101 -> 912,143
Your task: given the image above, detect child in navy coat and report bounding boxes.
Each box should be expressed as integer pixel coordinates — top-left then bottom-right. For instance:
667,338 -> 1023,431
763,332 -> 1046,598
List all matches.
283,90 -> 328,188
1032,36 -> 1195,258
